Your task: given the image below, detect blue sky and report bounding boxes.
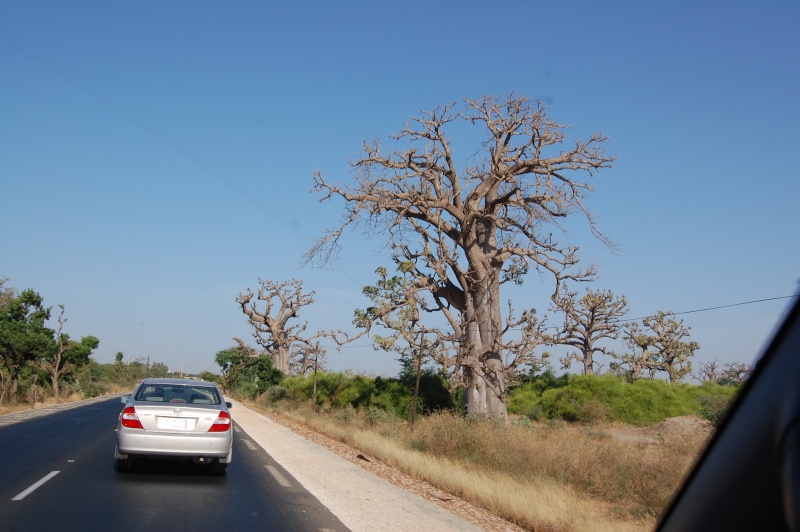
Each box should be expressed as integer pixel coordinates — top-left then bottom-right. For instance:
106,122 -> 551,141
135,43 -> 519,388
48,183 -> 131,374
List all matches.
2,1 -> 798,377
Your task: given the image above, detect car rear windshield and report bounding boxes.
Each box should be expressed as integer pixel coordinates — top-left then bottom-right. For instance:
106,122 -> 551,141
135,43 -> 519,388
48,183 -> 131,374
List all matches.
134,384 -> 221,405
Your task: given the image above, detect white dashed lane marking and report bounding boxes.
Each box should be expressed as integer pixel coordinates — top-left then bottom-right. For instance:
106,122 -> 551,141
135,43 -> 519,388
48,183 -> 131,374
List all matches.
11,471 -> 61,501
265,465 -> 292,488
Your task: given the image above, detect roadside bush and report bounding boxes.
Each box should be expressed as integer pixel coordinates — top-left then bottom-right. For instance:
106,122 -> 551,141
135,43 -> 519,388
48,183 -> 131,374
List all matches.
282,372 -> 374,409
232,381 -> 258,401
577,399 -> 612,424
694,382 -> 738,427
267,385 -> 289,402
335,374 -> 375,408
510,373 -> 737,426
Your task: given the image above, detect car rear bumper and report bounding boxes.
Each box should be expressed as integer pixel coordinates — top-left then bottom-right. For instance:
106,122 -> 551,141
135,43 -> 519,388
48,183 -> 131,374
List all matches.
116,427 -> 233,459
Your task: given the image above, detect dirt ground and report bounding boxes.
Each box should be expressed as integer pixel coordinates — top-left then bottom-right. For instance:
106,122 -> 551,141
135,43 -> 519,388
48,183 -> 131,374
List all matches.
603,415 -> 713,444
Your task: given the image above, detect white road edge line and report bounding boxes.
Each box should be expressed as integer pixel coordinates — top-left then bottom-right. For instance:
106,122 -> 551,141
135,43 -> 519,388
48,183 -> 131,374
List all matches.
242,439 -> 257,451
265,465 -> 292,488
11,471 -> 61,501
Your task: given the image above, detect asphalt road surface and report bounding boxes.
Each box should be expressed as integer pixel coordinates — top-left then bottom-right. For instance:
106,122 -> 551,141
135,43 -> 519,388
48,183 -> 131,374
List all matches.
0,398 -> 347,531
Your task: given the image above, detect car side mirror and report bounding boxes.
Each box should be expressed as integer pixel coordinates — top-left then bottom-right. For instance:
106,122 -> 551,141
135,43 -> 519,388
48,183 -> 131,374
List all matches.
226,402 -> 232,409
120,395 -> 130,404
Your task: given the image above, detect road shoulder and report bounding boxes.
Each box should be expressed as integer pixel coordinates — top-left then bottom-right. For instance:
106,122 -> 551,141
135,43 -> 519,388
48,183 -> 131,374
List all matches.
230,400 -> 487,532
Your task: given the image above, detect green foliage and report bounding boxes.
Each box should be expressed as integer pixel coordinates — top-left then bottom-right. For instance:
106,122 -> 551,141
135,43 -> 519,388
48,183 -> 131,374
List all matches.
0,289 -> 55,401
72,361 -> 110,398
198,371 -> 219,383
694,380 -> 739,427
284,371 -> 375,409
265,385 -> 289,403
232,381 -> 258,401
149,362 -> 169,378
214,345 -> 282,394
63,335 -> 99,368
508,372 -> 739,425
281,367 -> 454,419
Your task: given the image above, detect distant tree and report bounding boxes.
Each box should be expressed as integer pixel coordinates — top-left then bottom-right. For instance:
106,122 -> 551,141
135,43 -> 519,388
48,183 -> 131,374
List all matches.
352,264 -> 448,427
290,339 -> 326,376
215,342 -> 253,392
550,286 -> 627,375
0,289 -> 54,403
149,362 -> 169,378
718,361 -> 751,385
113,351 -> 125,382
36,305 -> 99,398
237,278 -> 316,375
126,360 -> 148,382
613,311 -> 699,383
198,370 -> 219,383
696,359 -> 751,385
215,339 -> 282,394
693,359 -> 724,383
0,278 -> 14,309
307,95 -> 614,419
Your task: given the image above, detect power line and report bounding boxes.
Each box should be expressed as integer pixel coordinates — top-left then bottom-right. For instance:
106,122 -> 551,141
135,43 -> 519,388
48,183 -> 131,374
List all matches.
623,294 -> 798,323
320,294 -> 799,346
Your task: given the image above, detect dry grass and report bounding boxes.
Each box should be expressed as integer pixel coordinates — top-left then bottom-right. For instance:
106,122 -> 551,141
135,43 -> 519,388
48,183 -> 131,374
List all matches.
269,404 -> 711,531
0,384 -> 129,416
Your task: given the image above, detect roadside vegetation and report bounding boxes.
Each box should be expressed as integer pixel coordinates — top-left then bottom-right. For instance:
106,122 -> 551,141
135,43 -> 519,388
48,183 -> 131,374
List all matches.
222,365 -> 738,531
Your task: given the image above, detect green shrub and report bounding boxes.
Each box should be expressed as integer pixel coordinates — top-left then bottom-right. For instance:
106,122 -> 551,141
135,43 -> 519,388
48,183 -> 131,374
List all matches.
577,400 -> 612,424
508,383 -> 543,419
335,374 -> 375,408
335,403 -> 357,424
266,385 -> 289,402
232,381 -> 258,401
509,373 -> 738,426
694,382 -> 738,427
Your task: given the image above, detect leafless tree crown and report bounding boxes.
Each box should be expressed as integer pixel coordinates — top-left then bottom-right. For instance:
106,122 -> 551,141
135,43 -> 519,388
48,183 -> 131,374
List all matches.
236,278 -> 316,375
307,95 -> 614,417
551,285 -> 628,375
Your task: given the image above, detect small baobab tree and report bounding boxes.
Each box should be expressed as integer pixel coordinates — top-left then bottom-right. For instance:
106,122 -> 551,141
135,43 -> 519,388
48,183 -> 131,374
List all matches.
550,286 -> 628,375
613,311 -> 700,383
237,278 -> 315,375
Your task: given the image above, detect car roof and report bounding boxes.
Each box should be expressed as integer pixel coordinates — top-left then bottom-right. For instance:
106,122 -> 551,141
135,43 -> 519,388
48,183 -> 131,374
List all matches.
138,378 -> 218,387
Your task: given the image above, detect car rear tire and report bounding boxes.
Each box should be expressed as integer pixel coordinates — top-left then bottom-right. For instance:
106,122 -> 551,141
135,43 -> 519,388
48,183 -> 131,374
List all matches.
115,457 -> 133,473
212,459 -> 228,476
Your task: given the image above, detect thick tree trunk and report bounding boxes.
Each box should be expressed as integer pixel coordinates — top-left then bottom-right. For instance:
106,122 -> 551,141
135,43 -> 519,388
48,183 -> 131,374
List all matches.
9,377 -> 19,404
584,353 -> 594,375
274,346 -> 290,375
462,272 -> 508,421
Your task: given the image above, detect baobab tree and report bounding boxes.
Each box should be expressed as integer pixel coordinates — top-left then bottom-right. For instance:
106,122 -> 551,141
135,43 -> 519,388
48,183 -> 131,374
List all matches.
307,94 -> 614,418
613,311 -> 700,383
352,263 -> 549,405
237,278 -> 315,375
551,286 -> 628,375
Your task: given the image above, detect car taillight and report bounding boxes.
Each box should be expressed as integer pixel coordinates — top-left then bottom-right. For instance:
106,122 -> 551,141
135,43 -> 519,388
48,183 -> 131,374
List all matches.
120,406 -> 143,429
208,411 -> 231,432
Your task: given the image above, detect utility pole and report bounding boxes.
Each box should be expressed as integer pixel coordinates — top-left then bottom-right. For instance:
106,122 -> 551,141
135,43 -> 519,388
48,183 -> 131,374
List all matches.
410,334 -> 424,432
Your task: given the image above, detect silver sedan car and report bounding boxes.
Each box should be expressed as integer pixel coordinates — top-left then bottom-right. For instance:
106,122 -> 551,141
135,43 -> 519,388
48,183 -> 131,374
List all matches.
115,378 -> 233,474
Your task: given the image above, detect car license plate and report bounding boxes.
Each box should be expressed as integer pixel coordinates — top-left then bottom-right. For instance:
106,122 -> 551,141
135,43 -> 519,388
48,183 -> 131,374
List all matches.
158,417 -> 191,430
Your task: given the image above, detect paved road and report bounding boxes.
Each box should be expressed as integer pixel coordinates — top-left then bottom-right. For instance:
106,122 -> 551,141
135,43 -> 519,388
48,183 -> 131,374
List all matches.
0,398 -> 346,531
